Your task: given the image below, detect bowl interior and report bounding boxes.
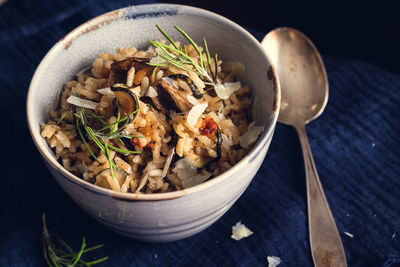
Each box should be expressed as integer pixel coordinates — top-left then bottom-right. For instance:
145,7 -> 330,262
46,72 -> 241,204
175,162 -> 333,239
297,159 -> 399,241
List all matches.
27,4 -> 279,200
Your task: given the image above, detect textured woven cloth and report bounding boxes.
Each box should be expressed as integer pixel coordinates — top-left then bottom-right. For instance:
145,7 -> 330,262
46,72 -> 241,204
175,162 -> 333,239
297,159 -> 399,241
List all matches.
1,0 -> 399,266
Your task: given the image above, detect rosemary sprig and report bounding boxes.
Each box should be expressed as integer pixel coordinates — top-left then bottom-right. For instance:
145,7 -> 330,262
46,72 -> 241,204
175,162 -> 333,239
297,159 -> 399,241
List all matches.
73,106 -> 142,179
75,116 -> 98,161
148,25 -> 217,85
57,110 -> 70,125
151,66 -> 159,80
174,25 -> 206,70
42,213 -> 108,267
156,24 -> 179,50
203,38 -> 214,80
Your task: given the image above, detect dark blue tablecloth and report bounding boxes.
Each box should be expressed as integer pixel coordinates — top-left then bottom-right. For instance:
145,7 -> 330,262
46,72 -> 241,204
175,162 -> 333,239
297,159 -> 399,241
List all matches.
1,0 -> 399,266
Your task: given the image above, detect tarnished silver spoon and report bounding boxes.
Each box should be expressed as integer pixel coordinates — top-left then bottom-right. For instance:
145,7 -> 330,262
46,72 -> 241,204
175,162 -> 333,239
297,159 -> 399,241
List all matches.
261,27 -> 347,267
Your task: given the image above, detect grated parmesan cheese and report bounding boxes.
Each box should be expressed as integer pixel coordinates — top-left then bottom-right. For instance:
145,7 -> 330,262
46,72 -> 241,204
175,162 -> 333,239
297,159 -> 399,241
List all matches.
214,81 -> 241,100
221,133 -> 233,150
97,87 -> 113,95
66,95 -> 98,110
239,121 -> 264,148
172,158 -> 212,189
267,256 -> 281,267
181,170 -> 212,189
162,147 -> 175,178
135,173 -> 149,193
231,221 -> 253,241
149,47 -> 167,65
187,103 -> 208,128
344,232 -> 354,238
187,95 -> 200,105
173,158 -> 197,180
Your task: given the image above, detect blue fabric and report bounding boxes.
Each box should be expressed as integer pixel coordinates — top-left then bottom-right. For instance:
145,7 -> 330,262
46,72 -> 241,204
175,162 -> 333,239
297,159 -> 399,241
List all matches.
1,0 -> 399,266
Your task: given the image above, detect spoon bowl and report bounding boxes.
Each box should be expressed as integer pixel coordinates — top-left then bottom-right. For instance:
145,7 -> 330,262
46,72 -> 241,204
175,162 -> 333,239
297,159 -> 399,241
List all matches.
262,27 -> 328,126
262,27 -> 347,267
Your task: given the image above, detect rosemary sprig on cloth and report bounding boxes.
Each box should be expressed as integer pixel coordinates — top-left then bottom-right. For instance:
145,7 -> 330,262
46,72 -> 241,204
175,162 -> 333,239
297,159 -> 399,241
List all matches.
42,213 -> 108,267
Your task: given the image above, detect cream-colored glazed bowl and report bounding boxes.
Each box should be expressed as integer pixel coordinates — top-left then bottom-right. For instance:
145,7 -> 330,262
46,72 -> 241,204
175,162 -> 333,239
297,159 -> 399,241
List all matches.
27,4 -> 280,242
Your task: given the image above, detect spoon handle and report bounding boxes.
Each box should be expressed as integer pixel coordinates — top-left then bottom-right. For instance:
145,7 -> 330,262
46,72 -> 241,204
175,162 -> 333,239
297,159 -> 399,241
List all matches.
295,124 -> 347,267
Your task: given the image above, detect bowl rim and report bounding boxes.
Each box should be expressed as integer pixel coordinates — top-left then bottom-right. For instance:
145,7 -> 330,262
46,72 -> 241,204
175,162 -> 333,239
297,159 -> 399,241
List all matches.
26,3 -> 281,201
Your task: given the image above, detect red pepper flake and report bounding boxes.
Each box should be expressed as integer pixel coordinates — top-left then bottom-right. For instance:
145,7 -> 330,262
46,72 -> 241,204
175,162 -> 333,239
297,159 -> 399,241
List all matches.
130,137 -> 141,147
130,137 -> 153,151
200,117 -> 218,136
144,142 -> 154,151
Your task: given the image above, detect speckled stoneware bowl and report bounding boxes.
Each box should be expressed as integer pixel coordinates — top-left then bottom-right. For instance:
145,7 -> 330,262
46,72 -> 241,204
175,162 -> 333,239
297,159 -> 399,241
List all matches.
27,4 -> 280,242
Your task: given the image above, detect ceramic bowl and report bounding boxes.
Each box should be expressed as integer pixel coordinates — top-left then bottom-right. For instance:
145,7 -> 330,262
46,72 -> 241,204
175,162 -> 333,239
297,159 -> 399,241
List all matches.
27,4 -> 280,242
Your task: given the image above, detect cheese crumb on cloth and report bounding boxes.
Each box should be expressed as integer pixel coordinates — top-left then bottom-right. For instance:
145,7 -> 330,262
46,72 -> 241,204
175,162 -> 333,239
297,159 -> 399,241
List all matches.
231,221 -> 253,241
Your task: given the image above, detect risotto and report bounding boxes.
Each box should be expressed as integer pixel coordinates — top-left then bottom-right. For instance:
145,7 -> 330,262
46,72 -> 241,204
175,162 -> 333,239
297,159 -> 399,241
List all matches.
40,26 -> 264,193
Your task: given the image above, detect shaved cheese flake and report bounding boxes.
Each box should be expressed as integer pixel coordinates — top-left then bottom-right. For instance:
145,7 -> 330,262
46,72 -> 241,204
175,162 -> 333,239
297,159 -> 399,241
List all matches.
181,170 -> 212,189
172,158 -> 197,180
67,95 -> 98,110
173,158 -> 211,188
344,232 -> 354,238
217,106 -> 226,121
96,87 -> 114,95
187,95 -> 200,105
239,121 -> 264,148
145,86 -> 158,98
135,173 -> 149,193
231,221 -> 253,240
162,147 -> 175,178
267,256 -> 282,267
214,81 -> 241,100
221,133 -> 232,150
187,103 -> 208,128
149,47 -> 167,65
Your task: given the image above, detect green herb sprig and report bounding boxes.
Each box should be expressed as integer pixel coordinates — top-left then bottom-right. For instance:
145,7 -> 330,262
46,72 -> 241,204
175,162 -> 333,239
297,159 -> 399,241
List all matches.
74,106 -> 142,179
148,25 -> 218,86
56,92 -> 143,180
42,213 -> 108,267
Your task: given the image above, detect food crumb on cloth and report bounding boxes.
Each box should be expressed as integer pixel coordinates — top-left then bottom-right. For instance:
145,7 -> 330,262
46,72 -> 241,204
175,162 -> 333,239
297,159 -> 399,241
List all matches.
267,256 -> 281,267
344,232 -> 354,238
231,221 -> 253,240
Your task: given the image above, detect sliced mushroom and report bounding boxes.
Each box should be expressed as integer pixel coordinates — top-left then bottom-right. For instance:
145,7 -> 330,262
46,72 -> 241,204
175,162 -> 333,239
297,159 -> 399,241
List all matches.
168,74 -> 202,99
149,85 -> 171,113
109,57 -> 152,85
111,83 -> 139,120
158,77 -> 194,113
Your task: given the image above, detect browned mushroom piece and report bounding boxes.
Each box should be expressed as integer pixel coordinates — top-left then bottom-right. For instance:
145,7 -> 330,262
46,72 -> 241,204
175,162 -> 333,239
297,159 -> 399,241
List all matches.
108,57 -> 152,85
168,74 -> 202,99
111,83 -> 139,120
149,88 -> 168,113
155,77 -> 194,113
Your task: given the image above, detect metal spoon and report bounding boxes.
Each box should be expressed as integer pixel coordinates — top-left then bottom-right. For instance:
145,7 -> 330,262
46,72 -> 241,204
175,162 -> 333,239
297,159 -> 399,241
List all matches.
261,27 -> 347,267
